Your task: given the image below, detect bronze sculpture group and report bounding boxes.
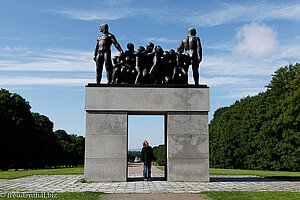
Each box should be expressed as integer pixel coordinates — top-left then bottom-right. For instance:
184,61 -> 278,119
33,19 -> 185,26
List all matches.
94,24 -> 202,85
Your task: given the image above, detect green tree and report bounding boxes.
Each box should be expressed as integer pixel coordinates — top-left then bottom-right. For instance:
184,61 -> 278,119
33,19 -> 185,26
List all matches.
153,144 -> 165,166
32,113 -> 61,168
209,63 -> 300,171
0,89 -> 35,170
54,130 -> 85,167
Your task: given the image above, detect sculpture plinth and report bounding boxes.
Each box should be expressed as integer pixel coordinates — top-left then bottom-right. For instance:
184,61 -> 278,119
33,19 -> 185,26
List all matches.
84,84 -> 210,182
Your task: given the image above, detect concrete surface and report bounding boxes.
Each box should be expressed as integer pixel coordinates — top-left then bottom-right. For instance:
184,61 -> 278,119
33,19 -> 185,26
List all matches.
84,112 -> 127,182
85,86 -> 209,112
167,112 -> 209,182
85,158 -> 127,182
85,86 -> 209,182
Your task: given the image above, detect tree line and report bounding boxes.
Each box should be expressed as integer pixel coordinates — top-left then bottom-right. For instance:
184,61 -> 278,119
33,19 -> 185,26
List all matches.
0,89 -> 84,171
128,151 -> 141,162
153,144 -> 165,166
209,63 -> 299,171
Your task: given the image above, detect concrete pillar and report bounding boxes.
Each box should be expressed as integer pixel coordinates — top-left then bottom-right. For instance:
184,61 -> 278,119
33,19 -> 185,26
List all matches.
84,112 -> 127,182
167,112 -> 209,182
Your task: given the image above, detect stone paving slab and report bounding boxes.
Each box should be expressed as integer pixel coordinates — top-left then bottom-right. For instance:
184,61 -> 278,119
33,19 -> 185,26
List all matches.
0,175 -> 299,194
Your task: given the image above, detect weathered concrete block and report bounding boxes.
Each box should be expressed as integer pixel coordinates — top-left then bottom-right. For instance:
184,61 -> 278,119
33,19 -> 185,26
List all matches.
85,112 -> 127,182
86,112 -> 127,135
167,158 -> 210,182
167,112 -> 208,135
168,134 -> 209,159
85,135 -> 127,159
85,86 -> 209,112
166,112 -> 209,181
84,158 -> 127,182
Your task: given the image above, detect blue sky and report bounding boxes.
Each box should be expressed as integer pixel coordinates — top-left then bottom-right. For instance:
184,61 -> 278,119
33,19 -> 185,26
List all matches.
1,0 -> 300,149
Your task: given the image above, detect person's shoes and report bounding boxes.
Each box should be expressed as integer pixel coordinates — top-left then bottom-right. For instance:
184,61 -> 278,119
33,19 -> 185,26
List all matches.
147,178 -> 151,181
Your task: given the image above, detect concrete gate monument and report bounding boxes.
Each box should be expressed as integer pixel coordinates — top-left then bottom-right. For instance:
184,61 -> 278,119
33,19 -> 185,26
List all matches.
84,25 -> 209,182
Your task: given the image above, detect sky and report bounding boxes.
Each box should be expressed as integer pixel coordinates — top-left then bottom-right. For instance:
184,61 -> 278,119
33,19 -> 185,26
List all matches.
1,0 -> 300,149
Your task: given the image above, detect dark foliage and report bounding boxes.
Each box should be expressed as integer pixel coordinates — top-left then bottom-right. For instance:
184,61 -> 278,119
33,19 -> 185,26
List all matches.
153,144 -> 165,166
128,151 -> 141,162
209,63 -> 300,171
0,89 -> 85,170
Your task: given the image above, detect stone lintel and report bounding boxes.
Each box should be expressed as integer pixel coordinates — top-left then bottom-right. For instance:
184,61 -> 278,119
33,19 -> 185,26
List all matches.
85,86 -> 209,112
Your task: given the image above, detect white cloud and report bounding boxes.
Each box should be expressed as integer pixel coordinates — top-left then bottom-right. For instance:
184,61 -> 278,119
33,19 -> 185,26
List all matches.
0,45 -> 27,53
50,2 -> 300,26
0,46 -> 122,73
278,44 -> 300,60
198,22 -> 300,78
222,88 -> 266,99
266,3 -> 300,21
0,60 -> 93,71
146,37 -> 177,44
185,4 -> 249,26
102,0 -> 133,6
200,54 -> 277,76
0,48 -> 94,71
201,76 -> 252,86
184,3 -> 300,27
51,5 -> 180,25
234,23 -> 278,57
0,77 -> 94,86
51,8 -> 138,21
205,43 -> 232,51
0,35 -> 75,42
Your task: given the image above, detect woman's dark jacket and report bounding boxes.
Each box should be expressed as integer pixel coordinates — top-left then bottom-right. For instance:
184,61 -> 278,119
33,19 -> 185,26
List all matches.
141,146 -> 154,162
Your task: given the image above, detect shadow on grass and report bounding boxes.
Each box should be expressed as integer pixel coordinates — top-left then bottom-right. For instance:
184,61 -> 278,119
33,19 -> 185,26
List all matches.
265,176 -> 300,182
210,176 -> 285,182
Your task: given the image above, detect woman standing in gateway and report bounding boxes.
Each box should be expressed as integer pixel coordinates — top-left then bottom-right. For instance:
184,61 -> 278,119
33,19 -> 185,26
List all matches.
141,140 -> 154,181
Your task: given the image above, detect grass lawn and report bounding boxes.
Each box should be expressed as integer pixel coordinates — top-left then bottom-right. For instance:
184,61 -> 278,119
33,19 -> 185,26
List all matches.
0,167 -> 84,179
210,168 -> 300,181
201,191 -> 300,200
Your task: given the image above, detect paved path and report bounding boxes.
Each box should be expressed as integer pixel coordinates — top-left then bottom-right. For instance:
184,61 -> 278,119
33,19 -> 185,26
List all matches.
128,164 -> 165,181
101,193 -> 209,200
128,164 -> 163,175
0,174 -> 299,193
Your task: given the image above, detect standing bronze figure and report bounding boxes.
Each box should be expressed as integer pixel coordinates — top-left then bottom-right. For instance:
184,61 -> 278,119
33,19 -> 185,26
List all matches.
94,24 -> 123,84
178,28 -> 202,85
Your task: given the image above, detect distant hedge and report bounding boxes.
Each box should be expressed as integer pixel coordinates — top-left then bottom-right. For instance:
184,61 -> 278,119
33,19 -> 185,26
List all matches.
209,63 -> 300,171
